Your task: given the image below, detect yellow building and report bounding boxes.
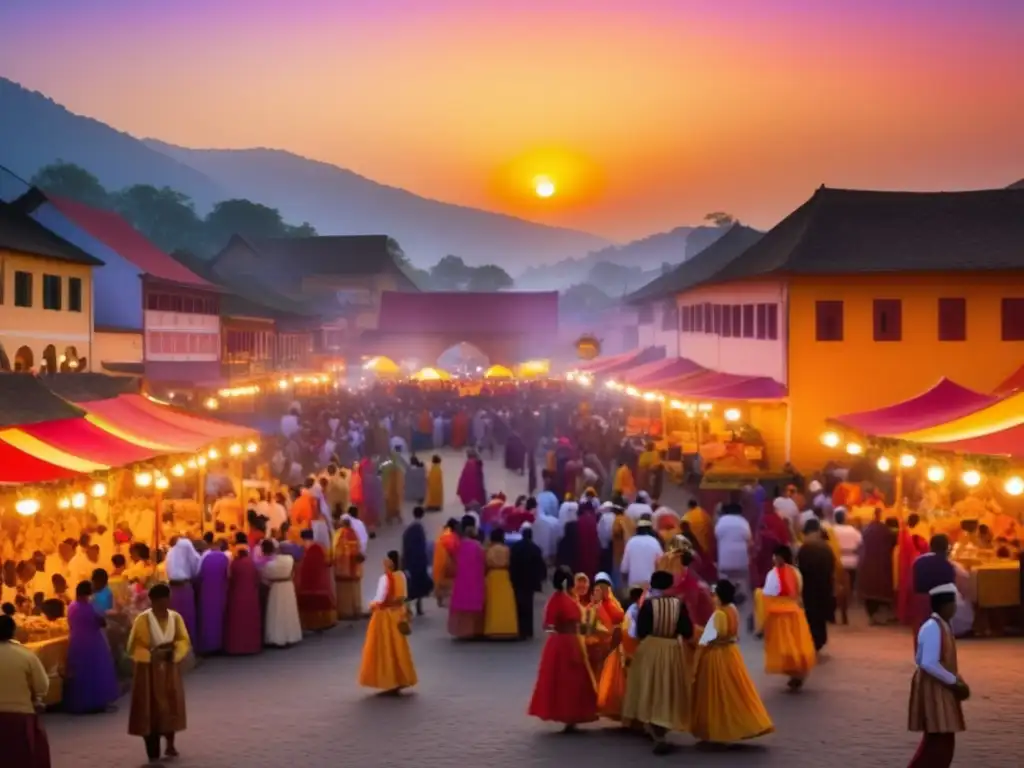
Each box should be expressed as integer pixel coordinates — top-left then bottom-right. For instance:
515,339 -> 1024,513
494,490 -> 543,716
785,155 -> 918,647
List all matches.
0,202 -> 102,372
645,186 -> 1024,470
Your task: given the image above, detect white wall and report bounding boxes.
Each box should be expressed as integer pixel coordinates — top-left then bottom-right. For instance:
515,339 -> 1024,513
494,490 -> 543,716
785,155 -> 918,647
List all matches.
676,281 -> 787,384
637,302 -> 680,356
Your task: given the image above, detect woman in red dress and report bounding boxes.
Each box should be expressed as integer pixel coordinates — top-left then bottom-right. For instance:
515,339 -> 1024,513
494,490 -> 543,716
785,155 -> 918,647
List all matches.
528,567 -> 599,732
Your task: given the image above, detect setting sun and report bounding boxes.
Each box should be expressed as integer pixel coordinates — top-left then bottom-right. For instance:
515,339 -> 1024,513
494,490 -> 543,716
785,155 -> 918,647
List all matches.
534,177 -> 556,198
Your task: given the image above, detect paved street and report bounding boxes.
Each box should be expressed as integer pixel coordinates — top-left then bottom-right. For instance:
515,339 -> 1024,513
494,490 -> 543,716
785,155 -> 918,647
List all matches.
46,450 -> 1023,767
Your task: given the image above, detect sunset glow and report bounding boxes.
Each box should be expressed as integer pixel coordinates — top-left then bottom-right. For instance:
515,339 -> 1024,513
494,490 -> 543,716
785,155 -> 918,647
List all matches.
534,177 -> 556,199
1,0 -> 1022,239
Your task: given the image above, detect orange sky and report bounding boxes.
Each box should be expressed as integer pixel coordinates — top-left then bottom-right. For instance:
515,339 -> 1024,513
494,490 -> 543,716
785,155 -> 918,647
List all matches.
2,0 -> 1022,240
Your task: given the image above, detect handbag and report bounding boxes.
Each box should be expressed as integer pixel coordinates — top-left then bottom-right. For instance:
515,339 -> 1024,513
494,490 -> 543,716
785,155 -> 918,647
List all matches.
397,608 -> 412,636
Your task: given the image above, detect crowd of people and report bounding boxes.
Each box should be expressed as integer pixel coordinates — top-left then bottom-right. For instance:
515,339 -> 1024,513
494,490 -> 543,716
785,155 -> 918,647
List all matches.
0,386 -> 976,767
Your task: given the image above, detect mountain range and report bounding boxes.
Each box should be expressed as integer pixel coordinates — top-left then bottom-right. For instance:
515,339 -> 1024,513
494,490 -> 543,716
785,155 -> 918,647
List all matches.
0,77 -> 611,270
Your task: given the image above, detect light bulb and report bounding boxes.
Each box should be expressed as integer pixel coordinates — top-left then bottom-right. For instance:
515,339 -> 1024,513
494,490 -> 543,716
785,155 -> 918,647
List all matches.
1004,476 -> 1024,496
229,443 -> 243,456
204,397 -> 219,410
246,441 -> 258,454
208,448 -> 219,460
197,456 -> 208,468
171,464 -> 185,477
900,454 -> 917,468
71,492 -> 87,509
926,466 -> 945,483
876,457 -> 891,472
134,471 -> 153,488
961,469 -> 982,488
57,497 -> 71,510
724,408 -> 741,423
15,499 -> 40,516
845,442 -> 863,456
821,431 -> 840,448
186,458 -> 198,470
154,476 -> 170,491
90,481 -> 107,498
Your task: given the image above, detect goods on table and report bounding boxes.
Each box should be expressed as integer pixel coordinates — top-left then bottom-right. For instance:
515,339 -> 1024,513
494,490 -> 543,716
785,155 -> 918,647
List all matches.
15,616 -> 69,644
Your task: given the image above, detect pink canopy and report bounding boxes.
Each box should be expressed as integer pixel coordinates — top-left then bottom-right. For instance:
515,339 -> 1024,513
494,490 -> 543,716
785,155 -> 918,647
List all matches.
663,371 -> 787,401
833,378 -> 996,437
622,356 -> 707,387
928,424 -> 1024,459
581,346 -> 665,376
578,349 -> 636,374
994,364 -> 1024,396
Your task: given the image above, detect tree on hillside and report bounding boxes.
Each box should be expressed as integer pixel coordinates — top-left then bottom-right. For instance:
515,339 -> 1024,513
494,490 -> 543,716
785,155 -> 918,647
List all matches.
429,255 -> 474,290
204,199 -> 314,251
560,283 -> 612,315
31,161 -> 110,208
114,184 -> 205,255
587,261 -> 643,294
704,211 -> 736,227
466,264 -> 513,292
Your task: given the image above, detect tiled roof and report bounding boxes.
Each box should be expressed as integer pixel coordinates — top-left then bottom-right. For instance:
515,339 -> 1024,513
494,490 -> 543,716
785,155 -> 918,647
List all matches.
377,291 -> 559,334
0,202 -> 103,265
0,374 -> 87,427
625,225 -> 764,304
47,196 -> 212,288
705,186 -> 1024,286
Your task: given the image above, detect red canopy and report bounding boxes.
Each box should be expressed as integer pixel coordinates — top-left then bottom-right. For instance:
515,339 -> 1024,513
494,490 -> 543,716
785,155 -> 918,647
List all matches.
624,357 -> 706,387
0,440 -> 82,484
590,346 -> 666,377
18,418 -> 163,466
994,364 -> 1024,397
928,423 -> 1024,459
80,398 -> 212,452
577,349 -> 636,374
663,371 -> 787,401
117,395 -> 256,440
833,378 -> 996,437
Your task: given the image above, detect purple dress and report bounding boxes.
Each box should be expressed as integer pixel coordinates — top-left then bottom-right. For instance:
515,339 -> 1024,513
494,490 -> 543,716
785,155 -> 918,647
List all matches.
170,582 -> 198,644
224,554 -> 263,656
197,551 -> 230,655
64,599 -> 120,713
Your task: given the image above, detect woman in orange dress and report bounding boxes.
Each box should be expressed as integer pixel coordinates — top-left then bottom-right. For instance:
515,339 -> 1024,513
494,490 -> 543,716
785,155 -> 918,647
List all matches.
597,585 -> 642,721
358,550 -> 417,692
528,568 -> 599,732
432,518 -> 460,607
754,545 -> 816,690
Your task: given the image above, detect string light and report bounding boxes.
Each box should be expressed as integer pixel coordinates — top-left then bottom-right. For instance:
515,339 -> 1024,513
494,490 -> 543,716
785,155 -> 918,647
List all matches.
197,456 -> 208,468
208,448 -> 219,460
845,442 -> 863,456
186,458 -> 198,470
246,441 -> 259,454
15,499 -> 40,516
154,475 -> 170,491
229,443 -> 243,457
724,408 -> 741,423
218,385 -> 260,398
961,469 -> 982,488
204,397 -> 219,410
876,456 -> 891,472
277,379 -> 290,390
71,492 -> 87,509
90,481 -> 107,498
134,471 -> 153,488
821,431 -> 841,448
642,391 -> 657,402
926,466 -> 945,483
1004,476 -> 1024,496
171,464 -> 185,477
57,497 -> 71,510
899,454 -> 917,469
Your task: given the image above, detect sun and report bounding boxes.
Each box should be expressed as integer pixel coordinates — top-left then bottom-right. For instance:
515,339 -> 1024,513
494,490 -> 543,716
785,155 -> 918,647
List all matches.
534,176 -> 556,199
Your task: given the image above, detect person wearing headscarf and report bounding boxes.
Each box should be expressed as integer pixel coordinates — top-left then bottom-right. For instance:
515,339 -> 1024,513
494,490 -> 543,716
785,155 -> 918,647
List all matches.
432,518 -> 460,608
164,538 -> 200,644
295,529 -> 336,632
195,539 -> 230,656
555,499 -> 579,574
425,455 -> 444,512
907,583 -> 969,768
621,569 -> 694,754
333,514 -> 365,620
358,550 -> 417,692
457,451 -> 486,508
509,524 -> 546,640
857,507 -> 897,624
448,515 -> 486,639
260,539 -> 302,648
691,579 -> 774,745
755,545 -> 816,690
597,584 -> 644,722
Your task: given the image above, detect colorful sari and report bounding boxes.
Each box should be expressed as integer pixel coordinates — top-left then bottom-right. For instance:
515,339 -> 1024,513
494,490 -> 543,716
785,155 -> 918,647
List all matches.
295,543 -> 337,631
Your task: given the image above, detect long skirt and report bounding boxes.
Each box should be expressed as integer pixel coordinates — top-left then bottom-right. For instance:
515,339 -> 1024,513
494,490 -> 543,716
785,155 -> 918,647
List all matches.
528,633 -> 598,724
336,579 -> 363,619
483,571 -> 519,639
447,609 -> 484,639
64,630 -> 120,713
128,660 -> 187,737
169,583 -> 197,643
621,637 -> 691,732
0,713 -> 51,768
514,590 -> 534,639
358,607 -> 418,690
691,643 -> 774,742
597,649 -> 628,720
763,610 -> 817,677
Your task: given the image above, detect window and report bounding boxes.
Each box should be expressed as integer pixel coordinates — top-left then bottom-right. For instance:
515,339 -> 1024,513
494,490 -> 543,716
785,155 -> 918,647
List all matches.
1002,299 -> 1024,341
731,305 -> 742,338
68,277 -> 83,312
694,304 -> 703,333
638,305 -> 654,324
766,304 -> 779,340
721,304 -> 732,337
681,305 -> 692,332
937,298 -> 966,341
42,274 -> 62,310
14,271 -> 32,308
742,304 -> 755,338
661,303 -> 678,331
815,300 -> 844,341
756,303 -> 767,339
712,304 -> 722,335
873,299 -> 902,341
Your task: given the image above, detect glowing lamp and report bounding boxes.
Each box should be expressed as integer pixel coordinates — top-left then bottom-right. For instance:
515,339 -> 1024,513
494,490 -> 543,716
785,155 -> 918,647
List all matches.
698,403 -> 713,412
625,386 -> 640,398
58,497 -> 71,510
1004,476 -> 1024,496
246,441 -> 259,454
821,431 -> 841,448
926,466 -> 945,483
15,498 -> 40,516
154,475 -> 170,491
229,443 -> 243,457
845,442 -> 863,456
90,481 -> 107,498
71,492 -> 87,509
605,380 -> 619,390
278,379 -> 289,390
577,375 -> 592,387
204,397 -> 219,410
134,471 -> 153,488
669,399 -> 685,410
197,455 -> 208,468
642,391 -> 657,402
961,469 -> 982,488
186,458 -> 198,470
899,454 -> 917,469
876,457 -> 891,472
566,372 -> 576,381
171,464 -> 185,477
208,448 -> 220,460
724,408 -> 741,423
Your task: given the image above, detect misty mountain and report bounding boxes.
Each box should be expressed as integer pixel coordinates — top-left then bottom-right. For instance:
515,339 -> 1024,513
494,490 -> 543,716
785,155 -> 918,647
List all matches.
516,224 -> 729,291
0,77 -> 610,269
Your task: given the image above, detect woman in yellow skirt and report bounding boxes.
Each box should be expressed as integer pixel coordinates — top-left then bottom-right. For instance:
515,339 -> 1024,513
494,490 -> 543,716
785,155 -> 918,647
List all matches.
597,585 -> 644,721
358,550 -> 418,692
425,455 -> 444,512
754,545 -> 816,690
692,580 -> 774,744
483,529 -> 519,639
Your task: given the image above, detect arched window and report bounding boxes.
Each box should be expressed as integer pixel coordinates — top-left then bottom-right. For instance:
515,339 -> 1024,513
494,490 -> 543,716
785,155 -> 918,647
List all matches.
14,346 -> 34,373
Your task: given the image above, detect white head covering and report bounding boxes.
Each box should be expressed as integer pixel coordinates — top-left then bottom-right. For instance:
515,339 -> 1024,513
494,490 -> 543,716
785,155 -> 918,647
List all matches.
808,480 -> 823,494
929,583 -> 958,597
519,522 -> 533,531
594,571 -> 612,585
558,502 -> 579,523
637,491 -> 651,504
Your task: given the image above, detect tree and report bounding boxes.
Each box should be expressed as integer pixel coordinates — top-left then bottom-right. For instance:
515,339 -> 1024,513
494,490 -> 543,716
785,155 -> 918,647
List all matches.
466,264 -> 513,292
114,185 -> 205,255
284,221 -> 318,238
704,211 -> 736,228
559,283 -> 612,315
31,161 -> 110,208
587,261 -> 642,293
204,199 -> 289,251
429,255 -> 474,290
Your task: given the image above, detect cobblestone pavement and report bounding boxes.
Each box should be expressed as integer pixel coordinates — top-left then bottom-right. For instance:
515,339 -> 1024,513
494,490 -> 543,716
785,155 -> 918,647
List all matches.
46,451 -> 1023,767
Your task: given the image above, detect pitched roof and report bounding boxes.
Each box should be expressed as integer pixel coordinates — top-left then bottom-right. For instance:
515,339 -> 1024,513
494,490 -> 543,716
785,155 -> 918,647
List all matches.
0,202 -> 103,265
1010,179 -> 1024,190
0,374 -> 87,427
705,186 -> 1024,286
625,225 -> 763,304
47,196 -> 213,288
376,291 -> 558,335
214,234 -> 418,289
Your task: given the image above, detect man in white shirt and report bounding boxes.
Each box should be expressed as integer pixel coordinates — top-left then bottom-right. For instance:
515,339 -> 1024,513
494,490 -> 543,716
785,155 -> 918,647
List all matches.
626,492 -> 654,521
66,535 -> 94,589
773,494 -> 801,540
619,521 -> 663,587
280,408 -> 300,439
715,504 -> 753,620
831,508 -> 863,624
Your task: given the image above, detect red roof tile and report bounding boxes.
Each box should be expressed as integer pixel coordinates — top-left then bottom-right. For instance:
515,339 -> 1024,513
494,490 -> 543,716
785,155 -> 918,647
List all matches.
377,291 -> 558,335
48,197 -> 213,288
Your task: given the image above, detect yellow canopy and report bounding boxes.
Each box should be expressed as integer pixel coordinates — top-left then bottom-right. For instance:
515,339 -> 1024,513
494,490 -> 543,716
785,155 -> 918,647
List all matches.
483,364 -> 515,379
362,356 -> 400,376
410,367 -> 451,382
515,359 -> 550,379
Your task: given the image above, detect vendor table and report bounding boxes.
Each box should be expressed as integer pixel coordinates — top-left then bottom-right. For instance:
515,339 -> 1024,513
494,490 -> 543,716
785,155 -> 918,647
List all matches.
25,635 -> 68,707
